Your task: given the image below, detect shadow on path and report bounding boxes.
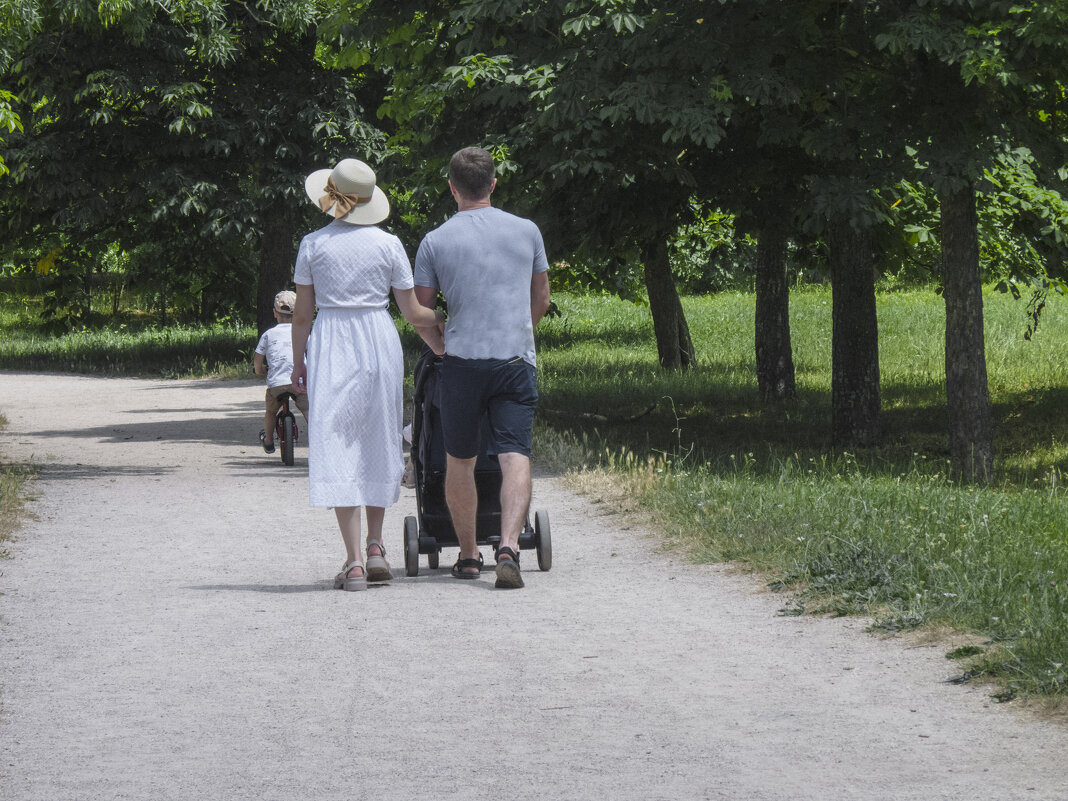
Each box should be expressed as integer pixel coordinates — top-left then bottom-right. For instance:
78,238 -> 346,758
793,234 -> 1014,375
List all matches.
32,463 -> 176,480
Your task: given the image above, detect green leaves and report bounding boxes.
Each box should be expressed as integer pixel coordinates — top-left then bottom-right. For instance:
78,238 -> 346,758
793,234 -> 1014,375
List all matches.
161,81 -> 212,133
1,0 -> 388,325
0,88 -> 21,173
192,22 -> 239,64
0,88 -> 20,132
562,9 -> 642,35
444,53 -> 513,88
561,12 -> 596,34
97,0 -> 136,27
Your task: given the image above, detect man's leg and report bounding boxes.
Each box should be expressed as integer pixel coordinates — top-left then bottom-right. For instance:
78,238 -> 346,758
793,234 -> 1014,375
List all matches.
496,451 -> 531,554
439,355 -> 486,577
493,452 -> 530,589
486,359 -> 537,589
445,454 -> 480,575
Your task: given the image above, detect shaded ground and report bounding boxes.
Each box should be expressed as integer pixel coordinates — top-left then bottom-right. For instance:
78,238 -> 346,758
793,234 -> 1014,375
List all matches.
1,372 -> 1066,801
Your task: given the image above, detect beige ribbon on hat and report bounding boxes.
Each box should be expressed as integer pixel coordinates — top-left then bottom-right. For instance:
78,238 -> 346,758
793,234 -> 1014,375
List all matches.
318,177 -> 371,219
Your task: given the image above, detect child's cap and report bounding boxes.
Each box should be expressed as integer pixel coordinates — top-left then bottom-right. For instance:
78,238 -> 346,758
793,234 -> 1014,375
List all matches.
274,290 -> 297,314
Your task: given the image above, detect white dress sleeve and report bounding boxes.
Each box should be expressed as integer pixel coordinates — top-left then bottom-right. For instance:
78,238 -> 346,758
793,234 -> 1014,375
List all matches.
388,235 -> 415,291
293,237 -> 313,285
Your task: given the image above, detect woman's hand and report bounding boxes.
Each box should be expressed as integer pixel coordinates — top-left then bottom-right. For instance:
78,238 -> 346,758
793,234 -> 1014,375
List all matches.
291,363 -> 308,394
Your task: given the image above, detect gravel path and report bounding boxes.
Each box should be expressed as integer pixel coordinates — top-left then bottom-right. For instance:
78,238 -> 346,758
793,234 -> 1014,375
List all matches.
1,372 -> 1066,801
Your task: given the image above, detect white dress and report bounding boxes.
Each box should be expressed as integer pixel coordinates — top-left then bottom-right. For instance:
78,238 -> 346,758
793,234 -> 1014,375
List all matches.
293,220 -> 414,508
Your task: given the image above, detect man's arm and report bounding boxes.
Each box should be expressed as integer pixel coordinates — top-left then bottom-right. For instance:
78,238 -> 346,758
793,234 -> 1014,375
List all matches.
413,284 -> 446,355
530,271 -> 551,327
253,352 -> 267,376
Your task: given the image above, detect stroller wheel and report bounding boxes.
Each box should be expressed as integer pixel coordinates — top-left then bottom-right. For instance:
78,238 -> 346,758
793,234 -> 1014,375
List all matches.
535,510 -> 552,571
404,516 -> 420,577
427,549 -> 439,570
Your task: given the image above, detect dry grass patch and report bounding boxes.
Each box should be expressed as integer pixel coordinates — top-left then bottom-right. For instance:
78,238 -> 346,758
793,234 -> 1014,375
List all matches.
0,415 -> 35,559
563,460 -> 687,542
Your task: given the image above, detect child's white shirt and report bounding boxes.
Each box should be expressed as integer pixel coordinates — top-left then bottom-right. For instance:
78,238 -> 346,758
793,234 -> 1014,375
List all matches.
255,323 -> 296,388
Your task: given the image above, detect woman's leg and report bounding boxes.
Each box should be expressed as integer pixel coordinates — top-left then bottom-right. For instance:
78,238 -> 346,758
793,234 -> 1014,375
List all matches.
334,506 -> 364,577
365,506 -> 385,556
363,506 -> 394,582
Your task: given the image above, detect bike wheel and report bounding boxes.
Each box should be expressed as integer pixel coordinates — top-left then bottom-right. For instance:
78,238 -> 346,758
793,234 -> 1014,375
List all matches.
281,415 -> 295,466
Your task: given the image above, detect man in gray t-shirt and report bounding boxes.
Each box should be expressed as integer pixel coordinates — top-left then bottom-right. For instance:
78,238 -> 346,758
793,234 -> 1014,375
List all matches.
414,146 -> 551,589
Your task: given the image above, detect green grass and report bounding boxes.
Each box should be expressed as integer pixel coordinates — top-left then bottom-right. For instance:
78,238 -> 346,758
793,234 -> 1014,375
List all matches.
536,287 -> 1068,483
536,286 -> 1068,697
0,414 -> 34,561
0,299 -> 260,378
0,297 -> 440,383
641,455 -> 1068,695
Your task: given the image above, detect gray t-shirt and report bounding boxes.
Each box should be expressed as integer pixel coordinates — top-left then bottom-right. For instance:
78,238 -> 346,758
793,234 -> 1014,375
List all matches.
414,206 -> 549,365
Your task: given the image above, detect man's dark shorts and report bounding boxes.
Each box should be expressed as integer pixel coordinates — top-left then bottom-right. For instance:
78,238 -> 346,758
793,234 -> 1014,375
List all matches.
438,355 -> 538,459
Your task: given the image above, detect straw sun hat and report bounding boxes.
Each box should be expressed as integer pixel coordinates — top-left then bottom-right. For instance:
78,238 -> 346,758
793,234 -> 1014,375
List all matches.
304,158 -> 390,225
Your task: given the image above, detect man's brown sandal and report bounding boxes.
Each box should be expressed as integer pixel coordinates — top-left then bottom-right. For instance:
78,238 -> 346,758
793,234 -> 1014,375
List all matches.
451,552 -> 483,579
494,546 -> 524,589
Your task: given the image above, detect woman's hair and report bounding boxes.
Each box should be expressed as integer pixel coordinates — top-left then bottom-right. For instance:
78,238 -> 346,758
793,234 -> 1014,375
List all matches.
449,147 -> 495,200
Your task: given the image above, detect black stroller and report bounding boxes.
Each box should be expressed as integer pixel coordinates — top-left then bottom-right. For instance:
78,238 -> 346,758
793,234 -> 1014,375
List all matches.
402,349 -> 552,577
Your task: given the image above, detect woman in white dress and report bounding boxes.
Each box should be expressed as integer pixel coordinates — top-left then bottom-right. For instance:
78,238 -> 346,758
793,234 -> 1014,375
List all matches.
290,159 -> 444,592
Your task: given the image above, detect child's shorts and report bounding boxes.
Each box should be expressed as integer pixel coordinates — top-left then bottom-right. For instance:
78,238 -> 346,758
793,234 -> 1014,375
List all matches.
266,384 -> 309,419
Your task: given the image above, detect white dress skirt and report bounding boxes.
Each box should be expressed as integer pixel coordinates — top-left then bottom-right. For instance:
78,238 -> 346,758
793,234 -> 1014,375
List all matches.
305,306 -> 405,508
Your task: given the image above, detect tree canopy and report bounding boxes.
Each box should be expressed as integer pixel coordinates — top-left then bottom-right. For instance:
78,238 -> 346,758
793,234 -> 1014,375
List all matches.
1,0 -> 387,330
4,0 -> 1068,478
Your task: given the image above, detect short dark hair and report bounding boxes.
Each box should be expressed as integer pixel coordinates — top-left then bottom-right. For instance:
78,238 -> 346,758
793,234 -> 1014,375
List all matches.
449,147 -> 495,200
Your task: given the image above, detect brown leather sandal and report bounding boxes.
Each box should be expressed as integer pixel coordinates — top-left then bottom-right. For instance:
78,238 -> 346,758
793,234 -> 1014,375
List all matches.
494,547 -> 523,589
451,552 -> 483,579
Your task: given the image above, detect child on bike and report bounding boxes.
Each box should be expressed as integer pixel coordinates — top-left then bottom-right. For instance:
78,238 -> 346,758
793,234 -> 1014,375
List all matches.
254,290 -> 309,454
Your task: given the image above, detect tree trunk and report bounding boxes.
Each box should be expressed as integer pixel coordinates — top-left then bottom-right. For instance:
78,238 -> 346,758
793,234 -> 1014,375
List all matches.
257,204 -> 298,335
642,238 -> 695,370
84,266 -> 92,318
829,219 -> 881,446
111,276 -> 124,318
941,181 -> 993,481
754,221 -> 795,401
